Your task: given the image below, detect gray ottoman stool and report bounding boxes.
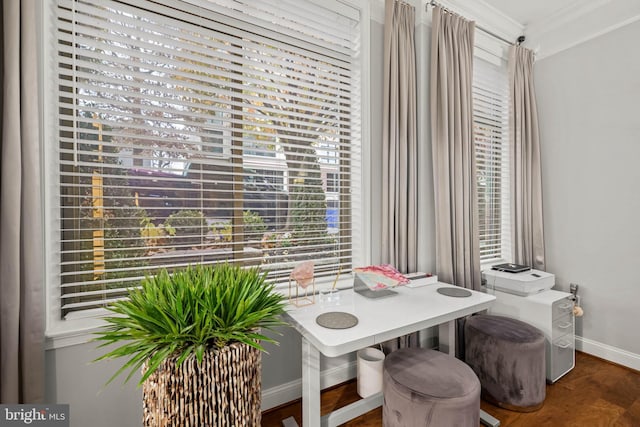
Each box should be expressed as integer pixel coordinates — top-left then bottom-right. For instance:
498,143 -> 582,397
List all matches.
465,314 -> 546,412
383,348 -> 480,427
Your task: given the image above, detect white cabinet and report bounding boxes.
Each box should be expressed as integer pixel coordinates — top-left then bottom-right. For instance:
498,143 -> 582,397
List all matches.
487,289 -> 575,383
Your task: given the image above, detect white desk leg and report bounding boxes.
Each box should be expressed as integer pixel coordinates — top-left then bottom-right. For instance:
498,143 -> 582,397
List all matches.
302,337 -> 321,427
438,320 -> 455,356
480,409 -> 501,426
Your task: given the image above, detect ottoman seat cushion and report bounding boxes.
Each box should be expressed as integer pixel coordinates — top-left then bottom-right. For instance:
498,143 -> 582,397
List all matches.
465,314 -> 546,411
383,348 -> 480,427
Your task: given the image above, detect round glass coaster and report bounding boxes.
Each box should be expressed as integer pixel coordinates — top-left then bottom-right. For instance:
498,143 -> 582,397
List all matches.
316,312 -> 358,329
437,287 -> 472,298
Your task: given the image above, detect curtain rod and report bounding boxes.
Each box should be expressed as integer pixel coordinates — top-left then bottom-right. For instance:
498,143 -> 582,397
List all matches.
426,0 -> 523,46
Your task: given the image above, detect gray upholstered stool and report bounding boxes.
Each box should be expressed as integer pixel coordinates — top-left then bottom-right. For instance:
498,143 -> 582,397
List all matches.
465,314 -> 546,412
382,348 -> 480,427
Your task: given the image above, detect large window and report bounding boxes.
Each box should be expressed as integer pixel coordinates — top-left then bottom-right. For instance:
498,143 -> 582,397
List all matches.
47,0 -> 365,324
473,57 -> 510,263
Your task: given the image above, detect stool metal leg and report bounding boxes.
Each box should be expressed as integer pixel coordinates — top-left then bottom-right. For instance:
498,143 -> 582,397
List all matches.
480,409 -> 500,427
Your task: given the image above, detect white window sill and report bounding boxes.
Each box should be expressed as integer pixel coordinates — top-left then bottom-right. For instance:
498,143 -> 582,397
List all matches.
46,323 -> 105,350
46,307 -> 113,350
46,276 -> 357,350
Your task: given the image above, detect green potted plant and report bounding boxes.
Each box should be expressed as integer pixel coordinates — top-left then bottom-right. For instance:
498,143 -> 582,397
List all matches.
94,263 -> 287,426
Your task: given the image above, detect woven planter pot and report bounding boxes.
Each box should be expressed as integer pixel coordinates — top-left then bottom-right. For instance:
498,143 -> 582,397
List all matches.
142,342 -> 261,427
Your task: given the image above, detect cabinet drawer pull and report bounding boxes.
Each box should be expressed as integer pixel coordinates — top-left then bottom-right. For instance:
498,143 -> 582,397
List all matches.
555,339 -> 572,349
558,302 -> 573,310
557,321 -> 572,329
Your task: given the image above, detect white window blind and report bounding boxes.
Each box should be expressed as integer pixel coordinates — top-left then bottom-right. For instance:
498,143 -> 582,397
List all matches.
473,57 -> 510,262
53,0 -> 362,318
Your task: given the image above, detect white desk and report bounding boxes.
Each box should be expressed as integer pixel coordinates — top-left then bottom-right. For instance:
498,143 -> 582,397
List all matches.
283,282 -> 496,427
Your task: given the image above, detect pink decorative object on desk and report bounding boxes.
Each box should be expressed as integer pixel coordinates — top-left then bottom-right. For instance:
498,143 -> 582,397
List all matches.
353,264 -> 409,290
289,261 -> 315,306
291,261 -> 314,289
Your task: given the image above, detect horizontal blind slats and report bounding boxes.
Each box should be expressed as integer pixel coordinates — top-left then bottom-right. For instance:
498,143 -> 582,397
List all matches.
474,57 -> 510,263
55,0 -> 360,317
56,7 -> 353,87
59,0 -> 353,63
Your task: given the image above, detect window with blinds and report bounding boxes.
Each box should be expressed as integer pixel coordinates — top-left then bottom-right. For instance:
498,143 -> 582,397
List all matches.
52,0 -> 362,318
473,57 -> 510,263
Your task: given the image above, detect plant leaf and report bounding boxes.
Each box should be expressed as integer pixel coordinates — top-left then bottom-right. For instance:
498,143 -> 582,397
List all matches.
93,263 -> 287,385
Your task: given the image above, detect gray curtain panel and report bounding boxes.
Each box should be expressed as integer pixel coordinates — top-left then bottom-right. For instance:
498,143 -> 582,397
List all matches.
380,0 -> 418,353
430,6 -> 481,291
381,0 -> 418,274
509,46 -> 545,271
1,0 -> 45,403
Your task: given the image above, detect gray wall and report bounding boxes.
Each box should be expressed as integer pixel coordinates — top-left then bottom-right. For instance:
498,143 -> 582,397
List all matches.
534,21 -> 640,355
45,343 -> 143,426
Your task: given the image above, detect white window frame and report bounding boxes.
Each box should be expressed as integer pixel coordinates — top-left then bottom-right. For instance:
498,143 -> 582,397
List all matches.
41,0 -> 370,346
473,46 -> 511,267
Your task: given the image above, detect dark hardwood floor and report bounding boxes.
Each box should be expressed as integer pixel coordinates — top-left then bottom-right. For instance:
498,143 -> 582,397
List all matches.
261,351 -> 640,426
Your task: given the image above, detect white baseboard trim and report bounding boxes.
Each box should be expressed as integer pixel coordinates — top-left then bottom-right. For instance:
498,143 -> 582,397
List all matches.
261,337 -> 640,413
261,360 -> 358,412
576,335 -> 640,372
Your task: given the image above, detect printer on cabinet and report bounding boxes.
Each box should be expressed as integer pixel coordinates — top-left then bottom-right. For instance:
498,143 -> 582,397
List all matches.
483,268 -> 554,296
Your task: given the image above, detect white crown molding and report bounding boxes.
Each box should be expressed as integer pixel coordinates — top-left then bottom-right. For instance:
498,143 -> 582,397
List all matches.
525,0 -> 640,60
372,0 -> 640,61
534,14 -> 640,60
525,0 -> 610,40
